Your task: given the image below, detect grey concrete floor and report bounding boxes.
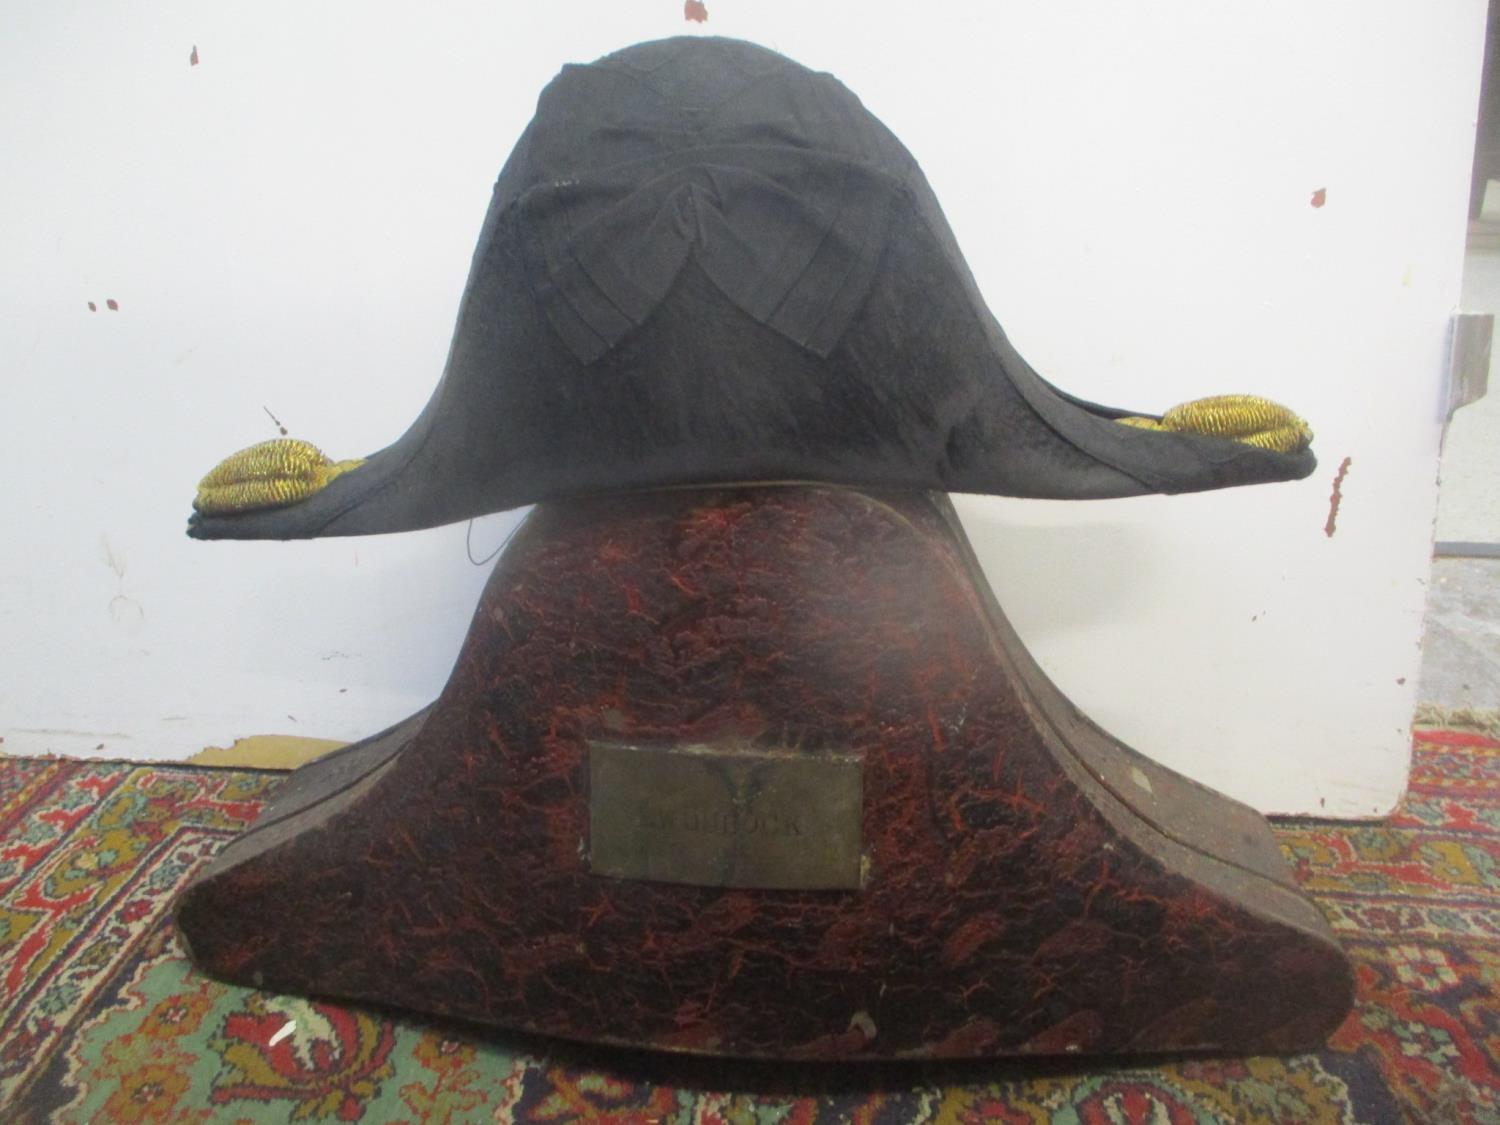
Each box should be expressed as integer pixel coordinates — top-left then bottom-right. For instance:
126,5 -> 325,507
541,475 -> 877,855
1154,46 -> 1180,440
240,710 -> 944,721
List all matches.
1418,556 -> 1500,711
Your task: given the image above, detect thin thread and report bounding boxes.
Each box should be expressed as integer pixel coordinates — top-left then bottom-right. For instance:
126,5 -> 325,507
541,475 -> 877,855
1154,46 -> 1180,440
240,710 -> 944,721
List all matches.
466,517 -> 522,567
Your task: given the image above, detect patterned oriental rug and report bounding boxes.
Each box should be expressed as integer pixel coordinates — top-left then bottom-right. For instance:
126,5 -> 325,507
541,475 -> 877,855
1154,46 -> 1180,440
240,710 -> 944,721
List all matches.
2,716 -> 1497,1124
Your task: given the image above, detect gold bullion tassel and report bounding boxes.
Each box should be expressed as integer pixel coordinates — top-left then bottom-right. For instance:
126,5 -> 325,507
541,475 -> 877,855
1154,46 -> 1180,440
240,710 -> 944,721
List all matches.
194,439 -> 364,515
1115,394 -> 1312,454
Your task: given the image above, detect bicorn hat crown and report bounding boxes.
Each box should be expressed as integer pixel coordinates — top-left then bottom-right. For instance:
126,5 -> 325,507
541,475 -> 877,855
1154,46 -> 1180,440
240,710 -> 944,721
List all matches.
189,36 -> 1313,540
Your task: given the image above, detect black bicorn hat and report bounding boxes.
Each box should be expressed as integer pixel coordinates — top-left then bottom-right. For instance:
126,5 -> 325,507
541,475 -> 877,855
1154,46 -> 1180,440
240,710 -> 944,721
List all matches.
188,36 -> 1314,540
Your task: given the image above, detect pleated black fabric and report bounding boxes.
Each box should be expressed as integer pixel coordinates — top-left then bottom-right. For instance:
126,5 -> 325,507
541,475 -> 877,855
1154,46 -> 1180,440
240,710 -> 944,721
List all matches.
189,37 -> 1314,541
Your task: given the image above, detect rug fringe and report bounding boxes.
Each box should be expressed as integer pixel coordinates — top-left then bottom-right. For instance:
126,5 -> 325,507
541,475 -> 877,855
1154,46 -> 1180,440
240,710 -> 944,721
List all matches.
1413,704 -> 1500,738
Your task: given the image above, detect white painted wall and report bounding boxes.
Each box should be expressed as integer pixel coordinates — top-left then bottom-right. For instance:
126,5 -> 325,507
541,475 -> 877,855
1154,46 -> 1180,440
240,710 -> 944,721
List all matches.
1,1 -> 1485,815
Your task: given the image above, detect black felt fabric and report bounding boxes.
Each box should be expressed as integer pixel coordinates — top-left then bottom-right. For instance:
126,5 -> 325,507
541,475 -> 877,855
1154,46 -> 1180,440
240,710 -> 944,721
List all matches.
188,36 -> 1315,541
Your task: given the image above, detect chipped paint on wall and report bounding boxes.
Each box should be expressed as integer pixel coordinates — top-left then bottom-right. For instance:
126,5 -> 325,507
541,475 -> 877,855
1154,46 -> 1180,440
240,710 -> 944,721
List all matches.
1325,456 -> 1352,537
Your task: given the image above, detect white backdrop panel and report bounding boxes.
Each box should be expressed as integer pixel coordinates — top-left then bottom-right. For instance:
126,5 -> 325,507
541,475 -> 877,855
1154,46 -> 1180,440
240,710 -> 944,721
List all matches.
0,1 -> 1485,815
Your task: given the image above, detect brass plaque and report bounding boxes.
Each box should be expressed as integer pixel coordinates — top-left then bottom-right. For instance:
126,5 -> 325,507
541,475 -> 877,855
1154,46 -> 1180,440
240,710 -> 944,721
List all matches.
588,742 -> 863,890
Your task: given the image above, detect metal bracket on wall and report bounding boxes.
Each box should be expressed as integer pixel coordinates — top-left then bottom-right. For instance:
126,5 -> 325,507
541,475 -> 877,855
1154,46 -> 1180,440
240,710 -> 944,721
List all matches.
1446,311 -> 1493,420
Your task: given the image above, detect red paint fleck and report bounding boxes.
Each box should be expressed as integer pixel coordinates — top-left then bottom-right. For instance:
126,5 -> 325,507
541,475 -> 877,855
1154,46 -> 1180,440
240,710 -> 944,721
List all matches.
1324,456 -> 1351,537
684,0 -> 708,22
1310,188 -> 1327,208
106,298 -> 119,311
190,45 -> 199,67
87,302 -> 97,312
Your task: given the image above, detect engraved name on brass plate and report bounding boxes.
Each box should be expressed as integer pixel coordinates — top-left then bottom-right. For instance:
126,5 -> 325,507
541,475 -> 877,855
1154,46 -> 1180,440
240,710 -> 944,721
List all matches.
588,742 -> 863,890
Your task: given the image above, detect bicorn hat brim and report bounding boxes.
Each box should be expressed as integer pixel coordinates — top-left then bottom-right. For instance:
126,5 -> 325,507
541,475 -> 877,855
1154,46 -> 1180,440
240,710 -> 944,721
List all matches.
189,37 -> 1313,541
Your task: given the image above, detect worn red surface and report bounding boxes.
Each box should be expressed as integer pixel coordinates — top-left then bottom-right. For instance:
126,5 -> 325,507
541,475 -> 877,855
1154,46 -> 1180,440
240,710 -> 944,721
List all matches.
177,486 -> 1352,1059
